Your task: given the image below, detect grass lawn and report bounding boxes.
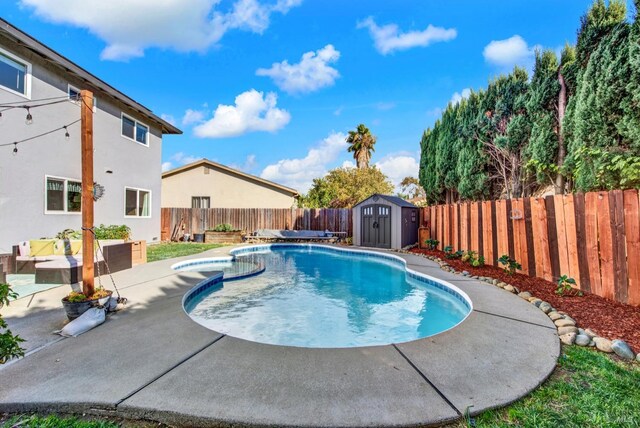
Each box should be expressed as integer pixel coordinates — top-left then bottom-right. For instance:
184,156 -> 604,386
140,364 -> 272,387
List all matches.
0,414 -> 117,428
461,345 -> 640,427
146,242 -> 225,262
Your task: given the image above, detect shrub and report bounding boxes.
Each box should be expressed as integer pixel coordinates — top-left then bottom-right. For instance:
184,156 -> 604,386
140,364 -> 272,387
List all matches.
444,246 -> 464,259
211,223 -> 235,232
0,283 -> 25,364
425,239 -> 439,250
556,275 -> 583,296
93,224 -> 131,240
498,255 -> 521,275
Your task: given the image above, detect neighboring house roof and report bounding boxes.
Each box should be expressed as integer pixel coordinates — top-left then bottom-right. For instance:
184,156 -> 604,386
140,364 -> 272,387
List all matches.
0,18 -> 181,135
162,159 -> 300,197
354,193 -> 418,208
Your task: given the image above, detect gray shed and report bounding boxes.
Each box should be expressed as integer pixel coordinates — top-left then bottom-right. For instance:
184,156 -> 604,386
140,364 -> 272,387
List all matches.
352,194 -> 419,249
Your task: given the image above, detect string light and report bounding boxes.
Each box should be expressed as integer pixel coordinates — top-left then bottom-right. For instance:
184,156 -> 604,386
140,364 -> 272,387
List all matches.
12,143 -> 18,155
1,119 -> 80,155
64,126 -> 70,140
25,107 -> 33,125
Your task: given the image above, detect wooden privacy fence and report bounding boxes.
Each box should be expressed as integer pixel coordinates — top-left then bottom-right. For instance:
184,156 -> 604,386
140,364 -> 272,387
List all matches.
422,190 -> 640,306
161,207 -> 353,240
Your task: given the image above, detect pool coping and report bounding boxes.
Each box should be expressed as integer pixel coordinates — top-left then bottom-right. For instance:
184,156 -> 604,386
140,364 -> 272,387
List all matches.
0,243 -> 560,427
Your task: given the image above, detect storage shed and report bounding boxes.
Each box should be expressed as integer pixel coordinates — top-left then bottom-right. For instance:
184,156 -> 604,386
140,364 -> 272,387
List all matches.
352,194 -> 419,249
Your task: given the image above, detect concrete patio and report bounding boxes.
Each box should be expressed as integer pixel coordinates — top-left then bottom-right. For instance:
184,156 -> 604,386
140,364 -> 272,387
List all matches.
0,245 -> 560,427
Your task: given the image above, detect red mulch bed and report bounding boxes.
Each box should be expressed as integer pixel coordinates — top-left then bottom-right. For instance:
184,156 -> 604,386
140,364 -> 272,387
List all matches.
410,248 -> 640,353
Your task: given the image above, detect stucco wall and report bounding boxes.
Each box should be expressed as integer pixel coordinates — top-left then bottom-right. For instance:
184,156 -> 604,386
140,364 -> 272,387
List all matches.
0,39 -> 163,253
162,165 -> 296,209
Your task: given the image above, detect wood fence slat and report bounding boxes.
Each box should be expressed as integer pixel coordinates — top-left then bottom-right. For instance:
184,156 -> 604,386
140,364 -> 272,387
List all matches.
453,204 -> 459,251
624,190 -> 640,305
511,199 -> 528,275
584,193 -> 602,296
495,200 -> 509,259
573,193 -> 591,293
531,198 -> 552,282
545,196 -> 561,282
611,190 -> 628,303
554,194 -> 570,279
596,192 -> 615,300
563,194 -> 581,287
470,203 -> 479,253
523,198 -> 536,276
481,201 -> 494,265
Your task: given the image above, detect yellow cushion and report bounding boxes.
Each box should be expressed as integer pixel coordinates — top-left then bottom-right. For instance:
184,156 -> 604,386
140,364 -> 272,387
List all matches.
70,241 -> 82,255
29,240 -> 55,256
53,240 -> 67,256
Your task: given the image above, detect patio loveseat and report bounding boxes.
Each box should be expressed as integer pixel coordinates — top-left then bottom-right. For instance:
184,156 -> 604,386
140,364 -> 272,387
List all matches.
12,239 -> 132,284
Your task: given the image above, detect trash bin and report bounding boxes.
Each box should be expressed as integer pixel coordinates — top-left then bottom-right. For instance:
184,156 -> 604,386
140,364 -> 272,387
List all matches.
193,233 -> 205,243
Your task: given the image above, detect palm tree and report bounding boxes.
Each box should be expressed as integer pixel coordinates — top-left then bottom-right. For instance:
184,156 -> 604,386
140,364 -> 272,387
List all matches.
346,124 -> 376,169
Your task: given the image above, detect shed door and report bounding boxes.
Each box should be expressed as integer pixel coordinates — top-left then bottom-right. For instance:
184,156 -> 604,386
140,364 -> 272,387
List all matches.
361,204 -> 391,249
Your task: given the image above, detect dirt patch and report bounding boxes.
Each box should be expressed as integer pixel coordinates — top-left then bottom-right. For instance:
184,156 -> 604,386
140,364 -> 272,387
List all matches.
409,248 -> 640,353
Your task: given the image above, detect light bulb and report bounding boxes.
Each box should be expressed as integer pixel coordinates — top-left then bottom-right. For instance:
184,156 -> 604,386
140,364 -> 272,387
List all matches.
12,143 -> 18,155
25,108 -> 33,125
64,126 -> 70,140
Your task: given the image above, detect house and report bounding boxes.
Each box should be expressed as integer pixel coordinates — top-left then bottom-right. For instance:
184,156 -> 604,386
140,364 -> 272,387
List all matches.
162,159 -> 299,209
0,19 -> 181,253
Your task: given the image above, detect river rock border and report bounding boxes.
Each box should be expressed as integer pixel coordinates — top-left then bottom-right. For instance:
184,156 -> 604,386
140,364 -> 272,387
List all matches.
401,250 -> 639,363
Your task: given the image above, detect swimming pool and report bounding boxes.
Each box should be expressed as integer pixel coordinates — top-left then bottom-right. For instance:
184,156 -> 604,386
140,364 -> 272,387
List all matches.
179,245 -> 472,348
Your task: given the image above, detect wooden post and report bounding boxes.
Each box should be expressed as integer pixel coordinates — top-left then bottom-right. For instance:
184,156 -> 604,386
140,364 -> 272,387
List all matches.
81,90 -> 94,296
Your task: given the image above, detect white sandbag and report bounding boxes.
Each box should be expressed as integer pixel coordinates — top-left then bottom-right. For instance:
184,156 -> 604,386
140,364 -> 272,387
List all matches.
106,296 -> 119,312
59,308 -> 106,337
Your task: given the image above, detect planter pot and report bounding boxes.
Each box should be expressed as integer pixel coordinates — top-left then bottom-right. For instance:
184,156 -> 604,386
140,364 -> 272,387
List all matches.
193,233 -> 205,243
62,290 -> 113,320
205,231 -> 244,244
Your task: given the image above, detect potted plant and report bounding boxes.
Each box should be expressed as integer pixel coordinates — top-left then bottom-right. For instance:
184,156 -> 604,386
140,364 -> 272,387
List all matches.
61,287 -> 112,320
204,223 -> 244,244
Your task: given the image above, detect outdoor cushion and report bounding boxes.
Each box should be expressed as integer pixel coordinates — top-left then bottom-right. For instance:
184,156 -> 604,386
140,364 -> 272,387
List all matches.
17,241 -> 30,257
29,240 -> 55,256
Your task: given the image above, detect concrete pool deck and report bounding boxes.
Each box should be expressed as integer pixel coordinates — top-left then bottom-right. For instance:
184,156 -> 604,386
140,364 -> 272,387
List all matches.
0,245 -> 560,427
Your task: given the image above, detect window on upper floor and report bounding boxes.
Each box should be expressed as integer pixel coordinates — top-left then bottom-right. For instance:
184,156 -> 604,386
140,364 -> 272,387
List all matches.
192,196 -> 211,209
68,85 -> 97,111
0,48 -> 31,98
121,114 -> 149,146
45,176 -> 82,214
125,187 -> 151,218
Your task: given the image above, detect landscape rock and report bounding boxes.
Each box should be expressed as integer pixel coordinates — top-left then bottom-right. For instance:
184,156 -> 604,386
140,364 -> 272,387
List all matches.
575,334 -> 591,346
497,282 -> 507,288
557,326 -> 579,336
530,299 -> 543,307
539,302 -> 553,313
593,337 -> 614,353
504,285 -> 515,292
564,316 -> 577,325
492,279 -> 499,285
518,291 -> 532,300
560,333 -> 576,345
589,340 -> 595,347
549,312 -> 563,321
462,270 -> 469,276
611,340 -> 636,360
584,328 -> 598,338
554,319 -> 576,328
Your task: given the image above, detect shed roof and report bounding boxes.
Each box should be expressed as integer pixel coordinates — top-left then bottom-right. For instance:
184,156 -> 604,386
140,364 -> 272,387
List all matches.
162,158 -> 299,197
0,18 -> 182,135
354,194 -> 417,208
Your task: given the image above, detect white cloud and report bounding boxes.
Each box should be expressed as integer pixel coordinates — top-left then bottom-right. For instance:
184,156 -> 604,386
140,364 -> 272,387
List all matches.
450,88 -> 471,105
333,106 -> 344,116
375,154 -> 419,191
376,102 -> 396,111
193,89 -> 291,138
229,154 -> 258,172
341,160 -> 356,168
182,109 -> 207,126
357,17 -> 457,55
20,0 -> 302,61
162,152 -> 201,171
483,35 -> 537,68
256,44 -> 340,94
260,132 -> 347,192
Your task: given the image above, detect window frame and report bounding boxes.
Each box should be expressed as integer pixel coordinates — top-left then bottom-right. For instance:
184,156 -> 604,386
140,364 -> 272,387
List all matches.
124,186 -> 152,218
191,196 -> 211,209
68,84 -> 97,111
121,113 -> 149,147
44,175 -> 82,215
0,47 -> 32,99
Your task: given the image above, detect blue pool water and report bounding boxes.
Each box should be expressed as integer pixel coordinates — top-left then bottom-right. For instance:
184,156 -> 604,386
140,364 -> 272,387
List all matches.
183,247 -> 471,348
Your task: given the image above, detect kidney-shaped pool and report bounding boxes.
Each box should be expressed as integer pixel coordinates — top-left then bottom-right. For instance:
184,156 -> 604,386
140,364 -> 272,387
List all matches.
176,245 -> 472,348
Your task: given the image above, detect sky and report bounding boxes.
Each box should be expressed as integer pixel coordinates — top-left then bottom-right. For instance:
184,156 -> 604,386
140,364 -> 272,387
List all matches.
2,0 -> 620,193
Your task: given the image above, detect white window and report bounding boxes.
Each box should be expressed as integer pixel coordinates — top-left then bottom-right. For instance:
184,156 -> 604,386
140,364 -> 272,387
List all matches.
192,196 -> 210,209
45,176 -> 82,214
125,187 -> 151,218
0,48 -> 31,98
68,84 -> 97,111
121,114 -> 149,146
